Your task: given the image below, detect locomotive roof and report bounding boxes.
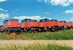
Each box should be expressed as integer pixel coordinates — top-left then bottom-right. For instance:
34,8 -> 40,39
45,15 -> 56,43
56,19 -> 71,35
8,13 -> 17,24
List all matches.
22,19 -> 38,22
24,19 -> 31,20
4,20 -> 8,21
59,21 -> 66,22
3,20 -> 9,23
49,19 -> 57,21
0,25 -> 3,27
9,19 -> 18,21
21,19 -> 32,22
40,18 -> 49,20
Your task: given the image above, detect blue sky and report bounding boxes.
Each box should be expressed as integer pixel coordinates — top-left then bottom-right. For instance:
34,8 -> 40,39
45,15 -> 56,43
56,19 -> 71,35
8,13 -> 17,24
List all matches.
0,0 -> 73,25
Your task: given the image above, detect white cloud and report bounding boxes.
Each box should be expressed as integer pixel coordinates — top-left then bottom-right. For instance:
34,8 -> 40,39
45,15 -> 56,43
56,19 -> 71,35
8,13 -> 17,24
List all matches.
38,0 -> 42,2
0,13 -> 9,19
0,8 -> 4,11
38,0 -> 49,3
14,16 -> 42,20
13,16 -> 51,21
0,0 -> 7,2
65,9 -> 73,14
50,0 -> 73,6
0,8 -> 8,12
38,0 -> 73,6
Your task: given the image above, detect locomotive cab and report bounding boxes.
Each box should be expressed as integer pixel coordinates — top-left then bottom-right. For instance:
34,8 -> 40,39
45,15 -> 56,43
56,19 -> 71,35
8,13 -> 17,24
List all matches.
66,22 -> 72,29
39,18 -> 49,31
57,21 -> 66,30
28,20 -> 39,31
70,22 -> 73,29
5,19 -> 21,33
21,19 -> 39,32
47,19 -> 59,32
21,19 -> 32,31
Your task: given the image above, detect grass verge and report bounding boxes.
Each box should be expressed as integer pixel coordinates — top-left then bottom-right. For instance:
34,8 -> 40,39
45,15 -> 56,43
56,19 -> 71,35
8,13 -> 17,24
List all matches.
0,29 -> 73,40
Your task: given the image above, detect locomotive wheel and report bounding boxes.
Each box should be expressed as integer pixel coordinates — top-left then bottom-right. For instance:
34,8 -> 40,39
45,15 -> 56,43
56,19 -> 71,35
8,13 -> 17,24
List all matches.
28,28 -> 37,33
24,29 -> 28,32
29,29 -> 37,33
30,31 -> 37,33
38,29 -> 42,32
51,28 -> 58,32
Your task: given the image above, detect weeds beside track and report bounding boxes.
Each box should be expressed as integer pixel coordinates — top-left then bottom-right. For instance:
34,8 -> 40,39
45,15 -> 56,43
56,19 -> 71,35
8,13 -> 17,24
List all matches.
0,29 -> 73,40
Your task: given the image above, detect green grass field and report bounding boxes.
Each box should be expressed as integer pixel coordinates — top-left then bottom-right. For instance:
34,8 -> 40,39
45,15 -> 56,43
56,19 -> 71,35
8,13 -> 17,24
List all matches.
0,44 -> 73,50
0,29 -> 73,40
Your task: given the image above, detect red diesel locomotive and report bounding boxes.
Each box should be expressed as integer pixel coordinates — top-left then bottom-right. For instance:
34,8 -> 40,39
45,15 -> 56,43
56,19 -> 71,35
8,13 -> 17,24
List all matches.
38,19 -> 49,31
57,21 -> 66,30
0,19 -> 73,33
66,22 -> 72,29
21,19 -> 39,32
47,19 -> 59,31
1,19 -> 21,34
38,19 -> 59,31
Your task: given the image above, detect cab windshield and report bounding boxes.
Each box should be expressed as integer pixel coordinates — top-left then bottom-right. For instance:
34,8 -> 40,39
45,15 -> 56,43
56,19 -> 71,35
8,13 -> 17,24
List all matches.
22,19 -> 32,23
39,19 -> 49,22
